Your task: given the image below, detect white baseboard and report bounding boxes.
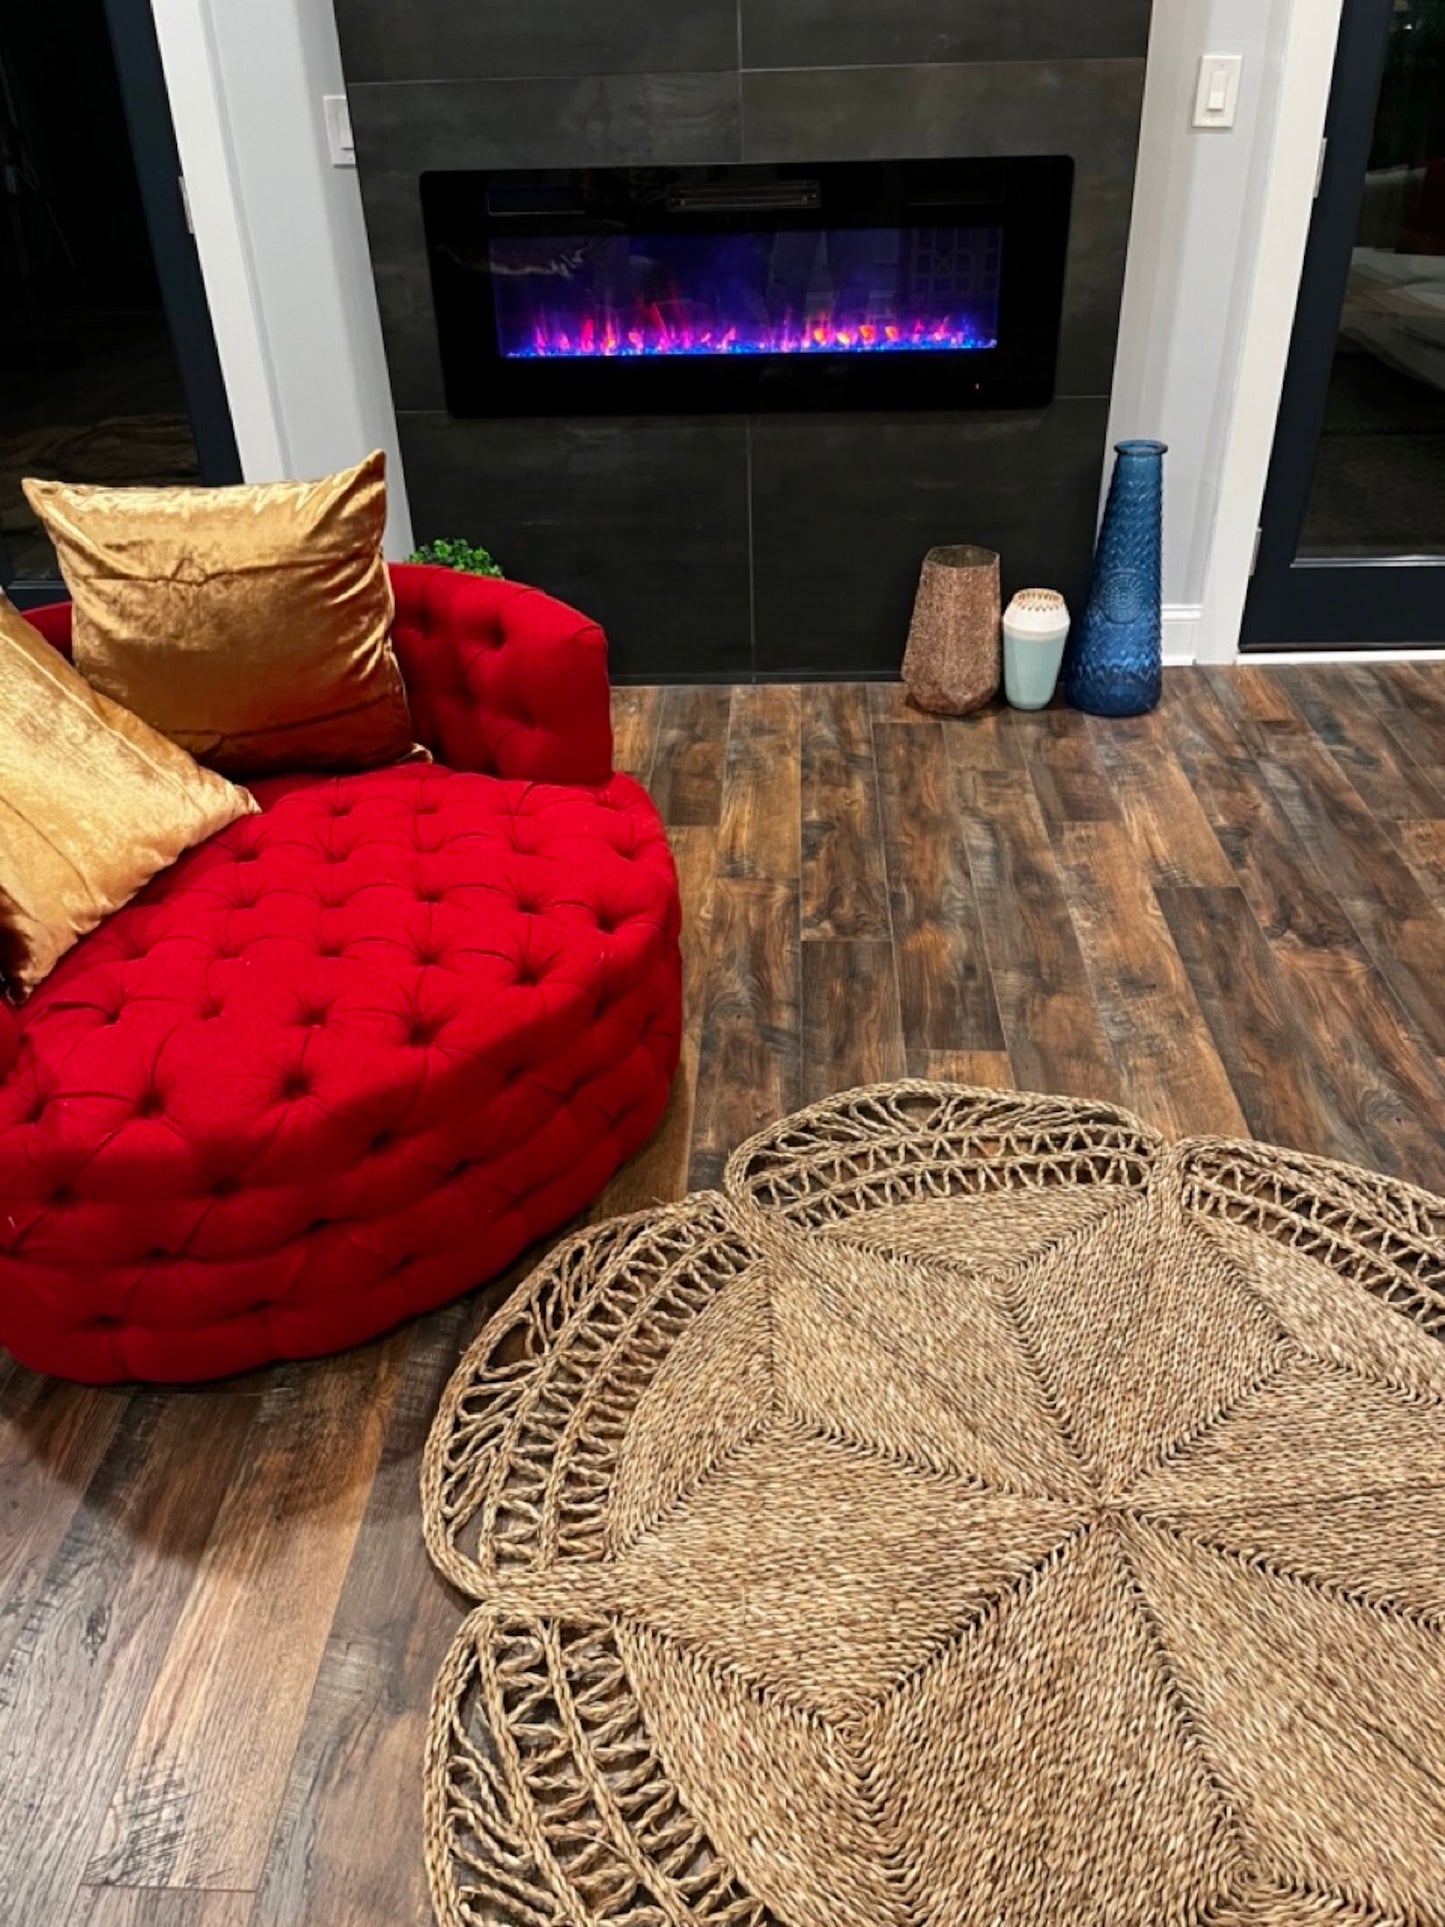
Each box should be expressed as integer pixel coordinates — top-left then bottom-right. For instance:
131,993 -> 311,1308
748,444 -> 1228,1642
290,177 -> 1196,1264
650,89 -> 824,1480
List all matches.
1162,604 -> 1202,667
1247,645 -> 1445,665
1163,620 -> 1445,670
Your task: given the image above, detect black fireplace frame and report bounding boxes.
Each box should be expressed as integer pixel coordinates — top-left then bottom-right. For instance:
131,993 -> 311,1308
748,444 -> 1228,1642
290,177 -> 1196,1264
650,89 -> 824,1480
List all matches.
421,157 -> 1074,417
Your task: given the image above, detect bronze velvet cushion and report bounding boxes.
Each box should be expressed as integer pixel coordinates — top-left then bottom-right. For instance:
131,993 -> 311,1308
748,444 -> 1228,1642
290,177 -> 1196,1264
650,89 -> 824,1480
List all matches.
0,594 -> 257,997
23,451 -> 419,777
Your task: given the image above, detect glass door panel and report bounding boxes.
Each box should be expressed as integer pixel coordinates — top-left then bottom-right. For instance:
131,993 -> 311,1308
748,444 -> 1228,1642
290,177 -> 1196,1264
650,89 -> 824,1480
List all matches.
1299,1 -> 1445,559
1244,0 -> 1445,647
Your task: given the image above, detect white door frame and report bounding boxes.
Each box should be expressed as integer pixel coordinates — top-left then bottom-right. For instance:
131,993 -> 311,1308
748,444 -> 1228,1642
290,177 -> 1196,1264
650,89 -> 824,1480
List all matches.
148,0 -> 286,479
148,0 -> 412,556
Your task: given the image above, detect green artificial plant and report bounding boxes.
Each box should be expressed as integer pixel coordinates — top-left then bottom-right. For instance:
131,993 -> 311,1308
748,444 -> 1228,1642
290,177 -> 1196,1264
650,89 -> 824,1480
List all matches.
408,537 -> 504,578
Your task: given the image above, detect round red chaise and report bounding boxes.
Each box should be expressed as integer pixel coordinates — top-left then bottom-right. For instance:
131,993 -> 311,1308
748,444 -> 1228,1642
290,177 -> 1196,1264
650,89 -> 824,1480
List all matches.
0,565 -> 682,1382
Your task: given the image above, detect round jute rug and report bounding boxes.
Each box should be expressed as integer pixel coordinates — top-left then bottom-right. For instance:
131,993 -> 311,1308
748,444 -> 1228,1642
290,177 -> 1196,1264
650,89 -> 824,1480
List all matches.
420,1082 -> 1445,1927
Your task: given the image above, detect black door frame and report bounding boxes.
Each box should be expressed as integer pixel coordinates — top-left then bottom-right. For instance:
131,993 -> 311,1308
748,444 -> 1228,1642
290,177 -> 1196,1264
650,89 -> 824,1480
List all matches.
1242,0 -> 1445,650
6,0 -> 239,608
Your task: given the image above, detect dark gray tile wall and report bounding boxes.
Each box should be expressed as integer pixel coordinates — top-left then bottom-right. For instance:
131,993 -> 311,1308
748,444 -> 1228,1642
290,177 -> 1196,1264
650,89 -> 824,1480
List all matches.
398,414 -> 753,680
749,403 -> 1110,676
338,0 -> 1150,679
740,0 -> 1151,71
336,0 -> 740,85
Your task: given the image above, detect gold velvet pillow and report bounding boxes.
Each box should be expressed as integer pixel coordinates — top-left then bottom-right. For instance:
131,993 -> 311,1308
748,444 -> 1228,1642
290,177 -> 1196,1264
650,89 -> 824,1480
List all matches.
23,451 -> 419,777
0,595 -> 257,998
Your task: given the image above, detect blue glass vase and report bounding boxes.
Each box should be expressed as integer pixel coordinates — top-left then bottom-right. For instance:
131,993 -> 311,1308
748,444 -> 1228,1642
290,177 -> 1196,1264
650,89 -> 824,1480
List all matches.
1063,438 -> 1166,717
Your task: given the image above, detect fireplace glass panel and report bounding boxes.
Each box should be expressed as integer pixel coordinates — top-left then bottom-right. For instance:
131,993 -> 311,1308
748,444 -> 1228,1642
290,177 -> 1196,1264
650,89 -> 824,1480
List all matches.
423,159 -> 1072,414
489,226 -> 1003,361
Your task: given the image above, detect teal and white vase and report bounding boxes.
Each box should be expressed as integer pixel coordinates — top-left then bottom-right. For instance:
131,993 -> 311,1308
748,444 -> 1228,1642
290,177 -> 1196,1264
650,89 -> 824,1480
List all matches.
1002,590 -> 1070,710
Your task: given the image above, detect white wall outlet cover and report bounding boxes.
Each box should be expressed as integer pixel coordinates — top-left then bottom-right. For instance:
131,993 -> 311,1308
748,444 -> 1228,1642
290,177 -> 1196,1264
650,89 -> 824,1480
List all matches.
1193,54 -> 1243,130
323,93 -> 355,166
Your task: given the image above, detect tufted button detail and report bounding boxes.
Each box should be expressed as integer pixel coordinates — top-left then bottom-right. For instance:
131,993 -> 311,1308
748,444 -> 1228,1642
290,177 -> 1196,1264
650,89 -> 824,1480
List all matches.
49,1186 -> 76,1208
369,1131 -> 394,1154
137,1091 -> 164,1120
408,1020 -> 441,1048
281,1071 -> 312,1101
211,1175 -> 241,1198
300,1007 -> 329,1029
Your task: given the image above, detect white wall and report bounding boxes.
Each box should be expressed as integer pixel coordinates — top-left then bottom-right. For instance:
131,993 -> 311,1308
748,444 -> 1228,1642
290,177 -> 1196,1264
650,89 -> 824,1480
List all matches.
150,0 -> 412,556
1109,0 -> 1297,618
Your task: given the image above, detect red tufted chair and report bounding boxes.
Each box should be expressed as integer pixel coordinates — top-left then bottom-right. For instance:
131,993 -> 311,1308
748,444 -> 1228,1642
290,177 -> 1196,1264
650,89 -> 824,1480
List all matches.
0,565 -> 682,1382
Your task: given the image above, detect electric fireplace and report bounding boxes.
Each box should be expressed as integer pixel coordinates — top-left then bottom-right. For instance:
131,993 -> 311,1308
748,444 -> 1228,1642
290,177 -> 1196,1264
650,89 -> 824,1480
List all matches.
422,158 -> 1073,416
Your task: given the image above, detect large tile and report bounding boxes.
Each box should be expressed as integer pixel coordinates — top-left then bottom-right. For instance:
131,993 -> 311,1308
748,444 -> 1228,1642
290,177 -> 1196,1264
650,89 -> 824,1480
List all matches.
351,75 -> 743,411
749,402 -> 1108,677
740,60 -> 1143,171
742,61 -> 1145,398
741,0 -> 1151,70
397,412 -> 753,680
336,0 -> 739,84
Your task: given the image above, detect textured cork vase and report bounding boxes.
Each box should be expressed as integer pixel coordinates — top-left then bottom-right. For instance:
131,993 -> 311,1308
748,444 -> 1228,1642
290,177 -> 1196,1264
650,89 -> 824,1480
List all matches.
901,544 -> 1001,715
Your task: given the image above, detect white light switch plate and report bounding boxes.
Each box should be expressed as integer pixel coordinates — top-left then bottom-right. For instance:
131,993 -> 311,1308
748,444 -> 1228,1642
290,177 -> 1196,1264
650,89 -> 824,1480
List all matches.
1193,54 -> 1242,130
323,93 -> 356,166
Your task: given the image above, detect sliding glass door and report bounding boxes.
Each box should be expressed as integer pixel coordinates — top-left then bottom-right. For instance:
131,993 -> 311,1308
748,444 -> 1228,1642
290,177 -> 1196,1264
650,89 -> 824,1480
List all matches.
1244,0 -> 1445,648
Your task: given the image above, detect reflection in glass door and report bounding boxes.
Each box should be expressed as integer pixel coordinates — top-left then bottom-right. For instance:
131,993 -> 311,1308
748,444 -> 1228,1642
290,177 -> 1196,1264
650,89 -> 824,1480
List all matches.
1244,0 -> 1445,647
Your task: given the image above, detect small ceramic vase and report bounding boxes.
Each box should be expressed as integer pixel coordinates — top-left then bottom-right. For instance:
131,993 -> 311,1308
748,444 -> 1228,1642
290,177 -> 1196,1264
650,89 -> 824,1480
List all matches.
1002,589 -> 1071,710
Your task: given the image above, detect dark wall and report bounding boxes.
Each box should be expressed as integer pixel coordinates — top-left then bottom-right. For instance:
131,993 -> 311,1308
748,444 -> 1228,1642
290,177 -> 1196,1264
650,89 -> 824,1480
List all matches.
335,0 -> 1151,679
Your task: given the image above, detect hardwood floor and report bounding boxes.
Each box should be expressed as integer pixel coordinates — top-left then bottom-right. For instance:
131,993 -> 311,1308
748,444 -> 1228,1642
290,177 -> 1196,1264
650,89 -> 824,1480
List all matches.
5,665 -> 1445,1924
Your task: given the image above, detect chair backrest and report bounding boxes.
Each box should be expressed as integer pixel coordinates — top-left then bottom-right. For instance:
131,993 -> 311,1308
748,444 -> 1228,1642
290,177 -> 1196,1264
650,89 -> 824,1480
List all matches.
15,564 -> 616,785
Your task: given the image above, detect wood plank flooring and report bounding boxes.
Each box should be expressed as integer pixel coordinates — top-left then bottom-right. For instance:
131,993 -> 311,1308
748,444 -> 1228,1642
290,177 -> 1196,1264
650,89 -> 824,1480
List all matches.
5,666 -> 1445,1924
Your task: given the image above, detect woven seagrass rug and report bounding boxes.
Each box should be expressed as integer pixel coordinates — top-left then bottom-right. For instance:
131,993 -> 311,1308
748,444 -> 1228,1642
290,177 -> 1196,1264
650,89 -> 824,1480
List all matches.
420,1082 -> 1445,1927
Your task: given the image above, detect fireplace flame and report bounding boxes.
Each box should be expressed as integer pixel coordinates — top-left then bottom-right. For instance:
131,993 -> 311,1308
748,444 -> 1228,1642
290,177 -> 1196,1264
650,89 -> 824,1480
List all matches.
512,302 -> 996,360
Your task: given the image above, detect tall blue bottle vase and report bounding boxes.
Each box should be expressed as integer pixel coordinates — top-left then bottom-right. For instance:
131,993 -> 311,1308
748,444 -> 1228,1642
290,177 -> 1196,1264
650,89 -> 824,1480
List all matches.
1063,439 -> 1166,717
